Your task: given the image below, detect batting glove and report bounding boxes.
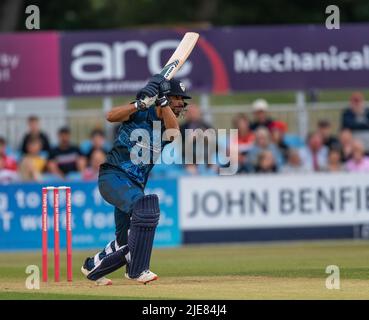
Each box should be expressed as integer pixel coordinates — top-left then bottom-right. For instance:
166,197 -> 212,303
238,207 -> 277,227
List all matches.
156,80 -> 171,107
137,74 -> 166,98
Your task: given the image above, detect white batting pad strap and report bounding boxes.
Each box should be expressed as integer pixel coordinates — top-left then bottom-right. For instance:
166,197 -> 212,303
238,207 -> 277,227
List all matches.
94,253 -> 101,266
105,242 -> 113,255
125,250 -> 131,264
114,240 -> 120,251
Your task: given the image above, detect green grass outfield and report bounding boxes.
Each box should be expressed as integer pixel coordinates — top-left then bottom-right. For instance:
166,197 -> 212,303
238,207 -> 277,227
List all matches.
0,240 -> 368,300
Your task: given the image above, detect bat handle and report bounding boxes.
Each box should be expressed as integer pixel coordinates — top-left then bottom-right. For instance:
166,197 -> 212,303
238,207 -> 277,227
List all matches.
137,94 -> 158,110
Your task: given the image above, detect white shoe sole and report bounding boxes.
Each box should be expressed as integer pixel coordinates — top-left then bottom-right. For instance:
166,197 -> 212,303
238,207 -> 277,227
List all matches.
125,272 -> 158,285
95,277 -> 113,286
81,265 -> 113,286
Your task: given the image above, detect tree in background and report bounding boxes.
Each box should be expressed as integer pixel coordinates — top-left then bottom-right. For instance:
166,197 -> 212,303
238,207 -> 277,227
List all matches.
0,0 -> 368,32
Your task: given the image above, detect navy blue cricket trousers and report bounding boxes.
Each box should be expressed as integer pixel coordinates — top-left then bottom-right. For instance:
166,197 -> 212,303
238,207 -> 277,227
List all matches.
98,165 -> 144,247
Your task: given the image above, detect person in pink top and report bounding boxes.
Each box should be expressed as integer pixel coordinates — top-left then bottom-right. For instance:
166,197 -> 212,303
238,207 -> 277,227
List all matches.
345,140 -> 369,172
232,113 -> 255,153
82,149 -> 106,181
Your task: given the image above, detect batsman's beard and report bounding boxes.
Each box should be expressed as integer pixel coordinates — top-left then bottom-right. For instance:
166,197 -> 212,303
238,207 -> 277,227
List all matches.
169,101 -> 186,117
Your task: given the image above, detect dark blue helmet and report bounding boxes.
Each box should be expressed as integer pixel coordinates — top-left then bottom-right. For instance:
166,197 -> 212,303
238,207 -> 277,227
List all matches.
168,79 -> 191,99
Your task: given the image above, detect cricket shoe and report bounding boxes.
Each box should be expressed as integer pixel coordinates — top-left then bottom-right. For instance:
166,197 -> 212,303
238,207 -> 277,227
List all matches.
81,257 -> 113,286
125,270 -> 158,284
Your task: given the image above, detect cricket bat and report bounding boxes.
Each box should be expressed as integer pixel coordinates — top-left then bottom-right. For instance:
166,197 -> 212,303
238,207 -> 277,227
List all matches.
139,32 -> 199,107
160,32 -> 199,80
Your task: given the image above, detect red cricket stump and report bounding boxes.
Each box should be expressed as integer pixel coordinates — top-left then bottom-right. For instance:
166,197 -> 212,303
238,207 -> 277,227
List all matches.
41,186 -> 72,283
66,187 -> 73,282
42,188 -> 48,282
54,188 -> 60,282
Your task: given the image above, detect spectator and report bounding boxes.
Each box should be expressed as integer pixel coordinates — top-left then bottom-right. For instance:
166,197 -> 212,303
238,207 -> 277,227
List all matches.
184,164 -> 198,175
180,105 -> 215,165
270,121 -> 289,162
184,163 -> 217,176
317,119 -> 339,150
19,137 -> 46,181
299,132 -> 328,172
47,127 -> 86,179
248,127 -> 283,169
341,92 -> 369,131
341,92 -> 369,150
232,114 -> 254,153
83,149 -> 106,181
281,149 -> 307,174
339,129 -> 354,162
0,137 -> 17,171
0,155 -> 18,184
236,151 -> 254,174
325,148 -> 344,172
250,99 -> 274,131
255,150 -> 277,174
85,128 -> 109,164
20,115 -> 50,154
345,140 -> 369,172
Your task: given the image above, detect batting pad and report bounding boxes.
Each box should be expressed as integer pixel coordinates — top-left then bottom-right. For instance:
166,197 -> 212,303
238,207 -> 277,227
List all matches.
127,194 -> 160,278
87,245 -> 129,281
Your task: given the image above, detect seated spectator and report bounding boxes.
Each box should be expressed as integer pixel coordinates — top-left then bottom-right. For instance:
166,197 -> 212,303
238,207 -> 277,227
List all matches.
255,150 -> 277,174
19,137 -> 46,181
270,121 -> 289,162
248,127 -> 283,169
345,140 -> 369,172
341,92 -> 369,131
184,163 -> 217,176
324,148 -> 344,172
0,137 -> 17,171
184,164 -> 198,175
47,127 -> 86,179
250,99 -> 274,131
232,114 -> 254,153
180,104 -> 212,132
317,119 -> 339,150
83,149 -> 106,181
236,151 -> 254,174
299,132 -> 328,172
180,105 -> 215,165
281,149 -> 307,174
85,128 -> 109,164
339,128 -> 354,162
20,115 -> 50,154
341,92 -> 369,150
0,155 -> 19,184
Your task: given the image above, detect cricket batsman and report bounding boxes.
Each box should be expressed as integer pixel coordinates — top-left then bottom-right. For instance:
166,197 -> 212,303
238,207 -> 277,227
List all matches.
81,74 -> 190,285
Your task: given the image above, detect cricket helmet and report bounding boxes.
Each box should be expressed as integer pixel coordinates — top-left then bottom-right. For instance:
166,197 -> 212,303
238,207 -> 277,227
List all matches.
168,79 -> 191,99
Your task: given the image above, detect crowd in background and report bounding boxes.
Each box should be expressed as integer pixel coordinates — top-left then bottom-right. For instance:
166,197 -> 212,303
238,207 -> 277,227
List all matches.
0,119 -> 109,184
232,91 -> 369,175
1,91 -> 369,184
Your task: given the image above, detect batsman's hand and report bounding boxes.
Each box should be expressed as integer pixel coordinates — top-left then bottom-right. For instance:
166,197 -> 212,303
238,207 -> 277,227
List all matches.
156,80 -> 171,107
136,74 -> 166,110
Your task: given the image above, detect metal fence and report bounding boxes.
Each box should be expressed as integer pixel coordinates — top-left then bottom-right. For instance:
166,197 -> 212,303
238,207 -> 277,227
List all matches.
2,101 -> 349,151
209,101 -> 347,136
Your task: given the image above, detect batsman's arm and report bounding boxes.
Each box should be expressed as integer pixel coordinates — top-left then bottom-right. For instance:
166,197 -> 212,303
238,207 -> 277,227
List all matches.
160,106 -> 180,141
106,103 -> 137,123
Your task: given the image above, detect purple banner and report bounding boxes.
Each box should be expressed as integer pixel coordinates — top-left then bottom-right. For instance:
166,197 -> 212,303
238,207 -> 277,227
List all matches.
2,25 -> 369,98
60,24 -> 369,96
60,29 -> 213,96
0,32 -> 61,98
